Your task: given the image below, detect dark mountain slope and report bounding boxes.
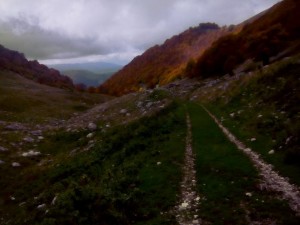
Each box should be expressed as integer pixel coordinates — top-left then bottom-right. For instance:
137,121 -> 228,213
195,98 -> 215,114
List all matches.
189,0 -> 300,78
100,0 -> 300,96
0,45 -> 74,89
99,23 -> 230,96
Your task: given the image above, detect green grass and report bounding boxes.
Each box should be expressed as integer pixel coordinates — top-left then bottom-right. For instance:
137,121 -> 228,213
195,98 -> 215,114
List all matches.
0,70 -> 111,123
148,89 -> 171,101
187,102 -> 299,224
2,58 -> 300,225
0,102 -> 186,225
205,58 -> 300,187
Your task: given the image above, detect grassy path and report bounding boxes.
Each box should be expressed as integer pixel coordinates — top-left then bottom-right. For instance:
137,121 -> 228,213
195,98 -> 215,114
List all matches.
202,105 -> 300,214
174,114 -> 201,225
187,102 -> 300,225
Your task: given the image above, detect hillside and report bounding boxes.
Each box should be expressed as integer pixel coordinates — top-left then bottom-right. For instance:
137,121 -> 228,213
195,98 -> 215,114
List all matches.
99,23 -> 230,96
188,0 -> 300,78
99,0 -> 300,97
0,71 -> 111,123
0,45 -> 74,89
191,56 -> 300,182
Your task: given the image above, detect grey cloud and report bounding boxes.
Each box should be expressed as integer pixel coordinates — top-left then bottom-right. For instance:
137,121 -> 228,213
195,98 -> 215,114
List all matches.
0,18 -> 111,60
0,0 -> 281,64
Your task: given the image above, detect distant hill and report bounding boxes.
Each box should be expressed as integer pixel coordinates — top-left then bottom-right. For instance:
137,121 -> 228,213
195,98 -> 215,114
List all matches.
49,62 -> 121,87
0,45 -> 74,89
49,62 -> 122,74
62,69 -> 114,87
99,23 -> 231,96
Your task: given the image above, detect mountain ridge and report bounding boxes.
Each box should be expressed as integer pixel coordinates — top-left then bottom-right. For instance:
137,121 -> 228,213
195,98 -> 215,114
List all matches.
99,0 -> 299,96
99,23 -> 231,96
188,0 -> 300,78
0,45 -> 74,89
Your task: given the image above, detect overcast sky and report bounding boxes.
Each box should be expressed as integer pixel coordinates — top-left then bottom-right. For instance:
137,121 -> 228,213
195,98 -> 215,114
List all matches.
0,0 -> 281,65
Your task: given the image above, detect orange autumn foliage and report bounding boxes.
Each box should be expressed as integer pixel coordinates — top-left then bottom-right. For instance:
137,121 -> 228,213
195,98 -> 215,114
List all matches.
189,0 -> 300,78
99,23 -> 231,96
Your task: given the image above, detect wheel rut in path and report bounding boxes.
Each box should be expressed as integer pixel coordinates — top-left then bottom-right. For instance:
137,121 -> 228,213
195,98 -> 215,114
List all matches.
174,114 -> 201,225
202,105 -> 300,215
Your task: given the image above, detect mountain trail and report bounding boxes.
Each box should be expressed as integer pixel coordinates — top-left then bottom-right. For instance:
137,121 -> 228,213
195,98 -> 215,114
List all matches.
174,113 -> 202,225
201,105 -> 300,215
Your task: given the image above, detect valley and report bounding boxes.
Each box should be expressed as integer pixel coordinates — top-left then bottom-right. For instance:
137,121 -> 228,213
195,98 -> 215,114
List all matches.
49,62 -> 122,87
0,0 -> 299,224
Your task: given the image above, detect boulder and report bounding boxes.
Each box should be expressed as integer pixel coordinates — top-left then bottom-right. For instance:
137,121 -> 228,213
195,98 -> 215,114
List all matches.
86,133 -> 94,139
31,130 -> 42,136
5,124 -> 26,131
88,123 -> 97,131
120,109 -> 127,114
146,102 -> 153,108
245,192 -> 252,197
37,204 -> 46,210
12,162 -> 21,167
268,150 -> 275,155
51,196 -> 57,205
22,150 -> 41,157
19,202 -> 26,207
179,202 -> 189,210
23,137 -> 35,143
137,101 -> 143,108
0,146 -> 8,152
